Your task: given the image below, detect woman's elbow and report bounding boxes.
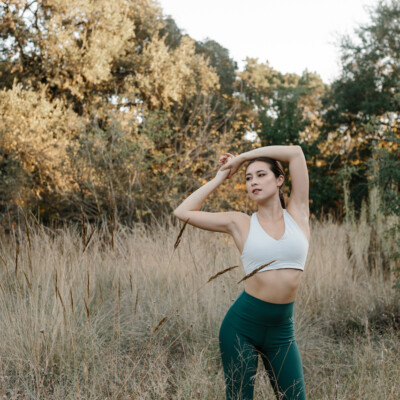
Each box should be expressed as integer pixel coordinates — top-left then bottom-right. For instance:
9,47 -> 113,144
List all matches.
172,208 -> 186,221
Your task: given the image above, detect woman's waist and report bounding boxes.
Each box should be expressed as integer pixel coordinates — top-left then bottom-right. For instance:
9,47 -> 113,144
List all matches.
244,268 -> 303,303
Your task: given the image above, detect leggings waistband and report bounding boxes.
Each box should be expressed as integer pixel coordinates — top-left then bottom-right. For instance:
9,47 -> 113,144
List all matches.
242,289 -> 295,307
228,290 -> 295,326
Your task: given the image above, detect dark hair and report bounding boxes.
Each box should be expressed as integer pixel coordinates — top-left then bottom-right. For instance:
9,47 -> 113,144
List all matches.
245,156 -> 286,209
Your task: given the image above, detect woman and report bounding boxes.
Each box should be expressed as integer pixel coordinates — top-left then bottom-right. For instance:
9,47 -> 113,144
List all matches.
173,145 -> 310,400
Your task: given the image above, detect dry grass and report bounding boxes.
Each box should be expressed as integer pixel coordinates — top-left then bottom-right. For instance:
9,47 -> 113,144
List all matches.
0,204 -> 399,399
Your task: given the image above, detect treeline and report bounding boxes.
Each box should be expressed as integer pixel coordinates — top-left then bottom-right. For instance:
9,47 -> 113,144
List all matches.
0,0 -> 398,227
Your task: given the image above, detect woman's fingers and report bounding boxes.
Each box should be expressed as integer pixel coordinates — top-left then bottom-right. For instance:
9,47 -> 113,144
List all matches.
219,155 -> 232,164
220,153 -> 233,161
218,153 -> 235,168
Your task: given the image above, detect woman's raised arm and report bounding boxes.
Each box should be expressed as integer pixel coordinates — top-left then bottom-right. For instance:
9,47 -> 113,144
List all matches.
172,155 -> 245,234
220,145 -> 302,178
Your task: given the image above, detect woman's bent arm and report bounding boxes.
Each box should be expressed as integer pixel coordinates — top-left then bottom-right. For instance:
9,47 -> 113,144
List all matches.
240,145 -> 301,163
173,176 -> 223,217
220,145 -> 302,178
173,167 -> 243,234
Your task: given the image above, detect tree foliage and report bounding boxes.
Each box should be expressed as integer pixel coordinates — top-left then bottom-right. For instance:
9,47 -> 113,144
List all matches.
0,0 -> 398,238
0,0 -> 253,223
318,0 -> 399,211
319,0 -> 400,285
238,59 -> 328,210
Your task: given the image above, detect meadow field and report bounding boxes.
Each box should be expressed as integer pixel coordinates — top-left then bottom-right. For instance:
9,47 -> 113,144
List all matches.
0,202 -> 399,399
1,1 -> 399,398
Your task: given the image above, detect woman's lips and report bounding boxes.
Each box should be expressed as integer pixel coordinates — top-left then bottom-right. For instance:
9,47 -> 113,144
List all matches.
252,189 -> 261,194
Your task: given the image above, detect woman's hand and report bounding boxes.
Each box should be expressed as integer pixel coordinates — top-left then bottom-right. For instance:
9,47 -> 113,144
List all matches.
219,153 -> 245,178
215,153 -> 234,181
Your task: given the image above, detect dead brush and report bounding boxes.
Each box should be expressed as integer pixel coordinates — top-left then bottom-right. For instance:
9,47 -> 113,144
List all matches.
1,208 -> 400,399
118,217 -> 243,398
159,217 -> 190,291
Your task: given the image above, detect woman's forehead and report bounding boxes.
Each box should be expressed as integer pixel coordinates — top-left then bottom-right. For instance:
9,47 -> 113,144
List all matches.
245,161 -> 270,174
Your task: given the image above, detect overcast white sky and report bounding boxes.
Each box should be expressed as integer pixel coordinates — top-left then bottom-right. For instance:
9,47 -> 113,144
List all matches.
158,0 -> 379,84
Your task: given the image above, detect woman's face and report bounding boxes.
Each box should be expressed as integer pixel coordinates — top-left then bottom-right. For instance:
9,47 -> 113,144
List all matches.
245,161 -> 282,201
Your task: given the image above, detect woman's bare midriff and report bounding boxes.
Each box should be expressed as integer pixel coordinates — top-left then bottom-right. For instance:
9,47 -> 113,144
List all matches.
244,268 -> 303,303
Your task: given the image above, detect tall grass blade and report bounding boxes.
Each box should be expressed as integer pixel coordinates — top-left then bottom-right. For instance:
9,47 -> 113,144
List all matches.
56,286 -> 65,309
15,242 -> 19,275
23,271 -> 32,292
134,290 -> 139,315
174,218 -> 190,250
237,260 -> 277,284
70,288 -> 74,313
81,209 -> 86,247
82,226 -> 96,254
207,265 -> 239,283
152,316 -> 167,334
84,299 -> 90,321
20,208 -> 33,272
87,271 -> 90,299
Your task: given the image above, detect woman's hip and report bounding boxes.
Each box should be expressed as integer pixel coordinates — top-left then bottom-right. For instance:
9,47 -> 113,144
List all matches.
220,290 -> 296,348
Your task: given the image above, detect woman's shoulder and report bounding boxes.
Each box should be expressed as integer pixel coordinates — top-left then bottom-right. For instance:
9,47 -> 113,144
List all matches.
228,211 -> 252,222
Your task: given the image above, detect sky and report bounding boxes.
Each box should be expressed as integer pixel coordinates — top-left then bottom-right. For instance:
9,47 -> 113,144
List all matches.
157,0 -> 379,84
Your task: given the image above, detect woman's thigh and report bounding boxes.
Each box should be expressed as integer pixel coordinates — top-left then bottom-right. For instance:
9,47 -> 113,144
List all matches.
260,340 -> 306,400
219,316 -> 259,400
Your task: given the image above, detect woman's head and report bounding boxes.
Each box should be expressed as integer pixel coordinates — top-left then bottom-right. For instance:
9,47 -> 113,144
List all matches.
244,157 -> 286,209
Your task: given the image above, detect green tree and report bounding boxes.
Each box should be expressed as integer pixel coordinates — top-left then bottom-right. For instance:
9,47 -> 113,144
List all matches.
320,0 -> 400,285
195,39 -> 238,96
238,58 -> 328,213
320,0 -> 400,213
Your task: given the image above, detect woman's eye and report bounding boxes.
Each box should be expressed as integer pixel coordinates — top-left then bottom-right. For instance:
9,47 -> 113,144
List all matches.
258,174 -> 265,177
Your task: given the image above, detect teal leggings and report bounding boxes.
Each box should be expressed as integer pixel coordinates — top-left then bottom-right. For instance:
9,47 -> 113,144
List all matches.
219,290 -> 306,400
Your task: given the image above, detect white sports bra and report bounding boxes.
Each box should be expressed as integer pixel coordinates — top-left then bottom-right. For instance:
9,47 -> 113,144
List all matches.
240,209 -> 309,275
